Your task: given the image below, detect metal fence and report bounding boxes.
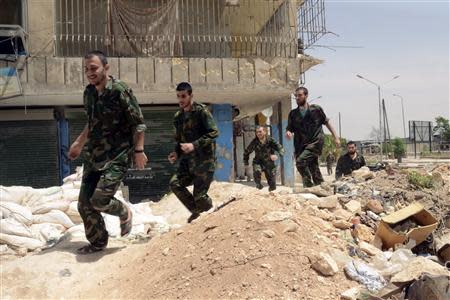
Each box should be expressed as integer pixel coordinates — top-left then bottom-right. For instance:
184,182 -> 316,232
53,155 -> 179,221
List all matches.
297,0 -> 326,52
55,0 -> 301,58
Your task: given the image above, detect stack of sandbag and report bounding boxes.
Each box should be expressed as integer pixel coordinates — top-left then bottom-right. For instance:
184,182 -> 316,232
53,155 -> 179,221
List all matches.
1,166 -> 170,255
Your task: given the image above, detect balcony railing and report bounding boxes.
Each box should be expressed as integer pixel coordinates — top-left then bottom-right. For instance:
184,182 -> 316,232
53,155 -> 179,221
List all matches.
55,0 -> 300,58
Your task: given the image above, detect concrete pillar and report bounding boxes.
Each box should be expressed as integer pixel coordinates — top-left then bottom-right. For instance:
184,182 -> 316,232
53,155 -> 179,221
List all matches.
279,98 -> 295,187
212,104 -> 234,182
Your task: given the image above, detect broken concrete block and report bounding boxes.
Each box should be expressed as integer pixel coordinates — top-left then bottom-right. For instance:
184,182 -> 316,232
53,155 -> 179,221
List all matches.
352,166 -> 375,181
359,241 -> 383,256
332,220 -> 352,230
352,224 -> 374,243
345,200 -> 362,213
318,195 -> 338,209
311,252 -> 339,276
366,199 -> 384,214
340,287 -> 360,300
334,208 -> 354,221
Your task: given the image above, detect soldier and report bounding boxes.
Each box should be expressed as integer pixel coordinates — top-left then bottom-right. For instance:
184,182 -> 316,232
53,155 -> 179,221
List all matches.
335,141 -> 366,179
326,152 -> 335,175
244,126 -> 284,191
68,50 -> 147,254
286,87 -> 340,187
168,82 -> 219,223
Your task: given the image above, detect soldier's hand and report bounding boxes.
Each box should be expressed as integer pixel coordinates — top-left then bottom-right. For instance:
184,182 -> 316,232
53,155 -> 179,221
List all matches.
168,152 -> 178,164
285,131 -> 293,140
180,143 -> 195,154
134,152 -> 148,170
68,142 -> 82,160
270,154 -> 278,161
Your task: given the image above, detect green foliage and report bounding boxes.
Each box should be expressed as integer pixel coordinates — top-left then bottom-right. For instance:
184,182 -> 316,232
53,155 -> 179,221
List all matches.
434,116 -> 450,141
382,142 -> 392,155
320,134 -> 347,162
407,171 -> 434,189
392,137 -> 406,158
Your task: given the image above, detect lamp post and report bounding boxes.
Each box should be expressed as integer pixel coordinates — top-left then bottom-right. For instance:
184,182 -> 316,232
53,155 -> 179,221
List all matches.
356,74 -> 399,160
392,93 -> 407,141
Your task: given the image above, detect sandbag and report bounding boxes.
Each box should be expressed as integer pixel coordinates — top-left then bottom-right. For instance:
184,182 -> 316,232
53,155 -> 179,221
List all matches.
24,189 -> 63,208
66,201 -> 82,224
0,233 -> 45,250
33,210 -> 75,228
0,218 -> 33,238
30,223 -> 65,242
62,188 -> 80,202
31,199 -> 71,215
0,186 -> 33,204
0,201 -> 33,225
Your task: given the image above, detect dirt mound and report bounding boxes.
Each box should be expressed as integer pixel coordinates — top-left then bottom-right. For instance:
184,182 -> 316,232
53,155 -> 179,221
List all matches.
92,184 -> 356,299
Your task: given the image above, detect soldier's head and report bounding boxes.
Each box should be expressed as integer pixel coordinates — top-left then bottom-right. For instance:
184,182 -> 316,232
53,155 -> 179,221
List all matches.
84,50 -> 109,87
347,141 -> 357,155
176,82 -> 194,111
295,87 -> 308,106
255,126 -> 266,140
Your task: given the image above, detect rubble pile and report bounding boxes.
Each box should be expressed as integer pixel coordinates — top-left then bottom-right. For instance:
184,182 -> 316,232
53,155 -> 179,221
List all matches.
0,167 -> 170,257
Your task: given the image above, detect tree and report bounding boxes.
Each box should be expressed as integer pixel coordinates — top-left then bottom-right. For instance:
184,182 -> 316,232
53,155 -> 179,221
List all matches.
320,134 -> 347,162
433,116 -> 450,142
392,137 -> 406,162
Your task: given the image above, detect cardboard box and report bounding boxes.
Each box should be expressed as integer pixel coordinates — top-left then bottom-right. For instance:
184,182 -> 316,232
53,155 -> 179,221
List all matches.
375,203 -> 438,250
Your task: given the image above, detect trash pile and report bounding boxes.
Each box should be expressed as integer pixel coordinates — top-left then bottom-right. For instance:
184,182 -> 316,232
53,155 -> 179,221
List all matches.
0,167 -> 170,257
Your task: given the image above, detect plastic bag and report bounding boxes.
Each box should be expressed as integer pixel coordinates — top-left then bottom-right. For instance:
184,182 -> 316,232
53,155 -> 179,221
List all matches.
345,260 -> 386,292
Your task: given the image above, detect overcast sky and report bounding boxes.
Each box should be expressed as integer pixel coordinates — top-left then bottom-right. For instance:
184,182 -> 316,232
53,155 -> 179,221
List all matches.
302,0 -> 449,140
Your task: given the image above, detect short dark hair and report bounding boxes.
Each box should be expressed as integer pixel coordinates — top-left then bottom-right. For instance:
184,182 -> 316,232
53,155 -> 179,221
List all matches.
295,86 -> 309,95
347,141 -> 356,146
255,125 -> 266,132
176,82 -> 193,95
84,50 -> 108,66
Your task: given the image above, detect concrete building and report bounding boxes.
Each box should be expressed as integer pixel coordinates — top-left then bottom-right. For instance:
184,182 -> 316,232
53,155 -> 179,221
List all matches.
0,0 -> 325,200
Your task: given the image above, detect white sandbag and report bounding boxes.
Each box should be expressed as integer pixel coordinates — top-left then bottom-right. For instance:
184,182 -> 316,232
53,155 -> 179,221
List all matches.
31,199 -> 71,215
0,218 -> 33,237
0,186 -> 33,204
30,223 -> 65,242
0,209 -> 4,219
0,201 -> 33,225
33,210 -> 75,228
33,186 -> 62,196
66,201 -> 82,224
103,214 -> 120,237
24,191 -> 63,208
62,173 -> 78,183
72,181 -> 82,189
66,224 -> 85,239
62,188 -> 80,202
0,233 -> 45,250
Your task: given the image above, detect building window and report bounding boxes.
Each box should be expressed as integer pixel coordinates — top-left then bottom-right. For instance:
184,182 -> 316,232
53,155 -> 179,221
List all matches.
0,0 -> 23,26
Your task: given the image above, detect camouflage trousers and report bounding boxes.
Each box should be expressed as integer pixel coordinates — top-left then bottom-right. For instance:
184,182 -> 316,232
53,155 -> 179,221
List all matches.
169,158 -> 214,214
253,161 -> 277,191
78,161 -> 128,249
296,149 -> 324,188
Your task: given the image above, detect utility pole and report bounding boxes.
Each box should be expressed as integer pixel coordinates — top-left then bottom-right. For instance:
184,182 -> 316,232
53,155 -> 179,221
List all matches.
338,112 -> 342,138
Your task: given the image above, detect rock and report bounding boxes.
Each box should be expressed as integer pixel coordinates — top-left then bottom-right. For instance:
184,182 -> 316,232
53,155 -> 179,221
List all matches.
332,220 -> 352,230
352,167 -> 375,181
334,208 -> 353,221
262,230 -> 276,238
261,211 -> 293,222
162,247 -> 170,256
310,252 -> 339,276
352,224 -> 373,243
366,199 -> 384,214
318,195 -> 339,209
282,220 -> 299,233
340,287 -> 360,300
391,256 -> 450,283
359,241 -> 383,256
298,185 -> 333,197
345,200 -> 362,213
260,263 -> 271,269
327,248 -> 352,268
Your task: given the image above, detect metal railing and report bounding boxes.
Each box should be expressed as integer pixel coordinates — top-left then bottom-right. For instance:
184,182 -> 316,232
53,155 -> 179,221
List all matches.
297,0 -> 326,52
55,0 -> 300,58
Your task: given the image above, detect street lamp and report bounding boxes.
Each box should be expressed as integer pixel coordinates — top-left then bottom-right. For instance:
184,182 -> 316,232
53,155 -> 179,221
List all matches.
309,96 -> 322,103
392,93 -> 407,141
356,74 -> 400,160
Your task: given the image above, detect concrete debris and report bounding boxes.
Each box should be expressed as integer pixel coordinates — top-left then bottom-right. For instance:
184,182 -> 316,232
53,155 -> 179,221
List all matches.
340,287 -> 360,300
317,195 -> 339,209
366,199 -> 384,214
332,220 -> 352,230
261,211 -> 293,222
310,252 -> 339,276
345,200 -> 362,214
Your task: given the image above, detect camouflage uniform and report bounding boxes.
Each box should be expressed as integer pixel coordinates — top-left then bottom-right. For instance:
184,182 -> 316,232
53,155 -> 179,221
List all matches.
169,102 -> 219,214
244,136 -> 284,191
286,104 -> 328,187
335,152 -> 366,179
78,76 -> 146,249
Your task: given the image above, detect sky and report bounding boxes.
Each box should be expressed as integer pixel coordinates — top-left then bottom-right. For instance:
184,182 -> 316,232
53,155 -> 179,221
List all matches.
302,0 -> 449,140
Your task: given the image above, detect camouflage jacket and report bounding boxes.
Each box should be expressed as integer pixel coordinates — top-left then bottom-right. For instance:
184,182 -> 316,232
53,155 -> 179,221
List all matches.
286,104 -> 328,156
335,152 -> 366,179
173,102 -> 219,169
243,137 -> 285,166
83,76 -> 146,170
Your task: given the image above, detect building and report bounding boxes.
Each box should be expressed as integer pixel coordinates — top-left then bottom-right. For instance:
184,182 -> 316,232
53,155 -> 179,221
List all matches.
0,0 -> 325,200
